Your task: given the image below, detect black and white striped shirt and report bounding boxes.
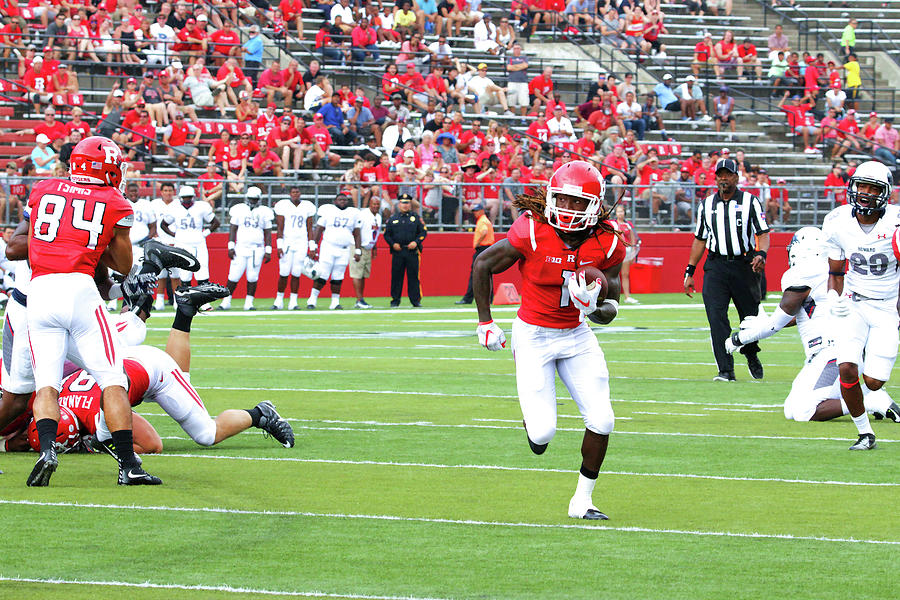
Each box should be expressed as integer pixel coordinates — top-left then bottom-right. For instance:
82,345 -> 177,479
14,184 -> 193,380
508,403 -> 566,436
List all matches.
694,190 -> 769,257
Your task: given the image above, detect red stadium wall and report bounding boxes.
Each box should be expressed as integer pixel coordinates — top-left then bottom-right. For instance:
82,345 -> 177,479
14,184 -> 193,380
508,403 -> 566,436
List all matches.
205,232 -> 794,298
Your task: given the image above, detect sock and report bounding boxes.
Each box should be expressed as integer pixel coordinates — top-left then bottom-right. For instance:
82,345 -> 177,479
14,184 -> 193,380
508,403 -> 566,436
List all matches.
575,469 -> 598,500
246,406 -> 263,427
308,288 -> 320,304
36,418 -> 58,453
220,296 -> 231,309
275,292 -> 284,307
851,412 -> 874,436
330,293 -> 340,307
172,309 -> 193,332
155,293 -> 164,306
288,293 -> 298,307
111,429 -> 139,468
244,295 -> 254,309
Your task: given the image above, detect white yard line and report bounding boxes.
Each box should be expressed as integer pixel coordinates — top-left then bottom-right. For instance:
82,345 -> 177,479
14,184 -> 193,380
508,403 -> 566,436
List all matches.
0,576 -> 449,600
0,500 -> 895,545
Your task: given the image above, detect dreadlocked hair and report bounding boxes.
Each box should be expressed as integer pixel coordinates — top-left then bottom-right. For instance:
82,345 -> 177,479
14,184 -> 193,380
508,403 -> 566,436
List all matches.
511,188 -> 631,245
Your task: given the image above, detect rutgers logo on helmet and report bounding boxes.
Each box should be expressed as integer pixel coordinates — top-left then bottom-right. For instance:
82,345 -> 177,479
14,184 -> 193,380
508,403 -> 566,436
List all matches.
69,136 -> 127,191
27,406 -> 81,453
848,160 -> 893,217
544,160 -> 606,231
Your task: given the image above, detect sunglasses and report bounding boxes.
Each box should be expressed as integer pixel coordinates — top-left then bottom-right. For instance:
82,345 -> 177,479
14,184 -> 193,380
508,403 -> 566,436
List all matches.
175,116 -> 184,119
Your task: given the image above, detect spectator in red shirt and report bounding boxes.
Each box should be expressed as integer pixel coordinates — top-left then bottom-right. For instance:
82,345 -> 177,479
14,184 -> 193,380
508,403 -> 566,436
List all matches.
736,37 -> 762,80
198,161 -> 224,206
20,106 -> 67,143
64,106 -> 91,139
209,19 -> 241,59
766,177 -> 791,224
258,58 -> 295,108
824,163 -> 848,206
163,112 -> 201,172
268,115 -> 305,170
305,113 -> 341,169
601,144 -> 630,187
778,91 -> 820,154
217,57 -> 253,106
692,32 -> 715,76
833,108 -> 861,161
174,17 -> 208,60
22,55 -> 53,112
862,111 -> 880,148
251,139 -> 284,177
278,0 -> 305,39
528,66 -> 553,115
818,107 -> 841,159
351,17 -> 380,63
123,109 -> 156,160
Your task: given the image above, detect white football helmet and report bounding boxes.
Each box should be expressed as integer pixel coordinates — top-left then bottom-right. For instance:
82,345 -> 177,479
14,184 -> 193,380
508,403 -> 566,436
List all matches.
848,160 -> 893,216
301,257 -> 319,280
178,185 -> 196,207
787,226 -> 825,267
246,185 -> 262,206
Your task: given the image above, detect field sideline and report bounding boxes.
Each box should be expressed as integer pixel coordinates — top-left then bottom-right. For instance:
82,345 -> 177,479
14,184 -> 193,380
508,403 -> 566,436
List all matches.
0,293 -> 897,600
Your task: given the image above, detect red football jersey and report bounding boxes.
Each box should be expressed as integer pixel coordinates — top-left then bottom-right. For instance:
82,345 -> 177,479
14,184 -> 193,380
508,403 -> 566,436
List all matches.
57,360 -> 150,434
28,179 -> 133,278
507,214 -> 626,328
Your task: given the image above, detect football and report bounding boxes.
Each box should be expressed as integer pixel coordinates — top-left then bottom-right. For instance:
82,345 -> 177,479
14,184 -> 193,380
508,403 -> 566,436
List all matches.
575,265 -> 608,300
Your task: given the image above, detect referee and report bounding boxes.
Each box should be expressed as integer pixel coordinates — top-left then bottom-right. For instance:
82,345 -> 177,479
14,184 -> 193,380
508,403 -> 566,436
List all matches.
684,158 -> 770,381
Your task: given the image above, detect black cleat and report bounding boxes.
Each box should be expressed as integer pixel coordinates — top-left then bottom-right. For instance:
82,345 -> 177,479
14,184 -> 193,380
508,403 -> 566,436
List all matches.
143,239 -> 200,273
524,420 -> 548,455
256,401 -> 295,448
455,299 -> 473,305
26,448 -> 58,486
306,304 -> 316,310
118,465 -> 162,485
746,353 -> 764,380
874,402 -> 900,423
713,371 -> 736,382
849,433 -> 877,451
176,283 -> 230,316
582,508 -> 610,520
88,435 -> 142,466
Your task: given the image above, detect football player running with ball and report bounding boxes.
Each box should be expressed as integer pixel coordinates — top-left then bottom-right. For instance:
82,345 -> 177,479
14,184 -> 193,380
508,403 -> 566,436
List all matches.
472,160 -> 625,520
821,161 -> 900,450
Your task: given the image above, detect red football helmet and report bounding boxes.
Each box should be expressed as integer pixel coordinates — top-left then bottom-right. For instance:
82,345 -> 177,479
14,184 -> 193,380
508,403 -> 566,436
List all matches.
544,160 -> 606,231
69,135 -> 127,190
26,406 -> 81,453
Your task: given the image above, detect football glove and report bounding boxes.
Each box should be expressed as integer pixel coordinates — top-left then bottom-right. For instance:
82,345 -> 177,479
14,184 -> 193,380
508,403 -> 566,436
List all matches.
725,333 -> 740,355
567,271 -> 602,315
476,320 -> 507,351
121,266 -> 159,306
828,290 -> 850,318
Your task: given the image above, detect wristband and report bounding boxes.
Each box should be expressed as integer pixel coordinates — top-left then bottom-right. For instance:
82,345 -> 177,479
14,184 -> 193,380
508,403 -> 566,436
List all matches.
685,264 -> 696,276
756,250 -> 767,260
354,248 -> 362,255
731,331 -> 743,348
265,245 -> 272,253
203,229 -> 211,237
478,320 -> 494,326
308,240 -> 317,251
228,241 -> 235,250
108,283 -> 122,299
829,270 -> 845,277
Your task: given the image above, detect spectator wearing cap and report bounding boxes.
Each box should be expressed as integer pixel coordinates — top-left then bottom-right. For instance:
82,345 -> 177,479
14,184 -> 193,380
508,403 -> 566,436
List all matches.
641,91 -> 668,141
98,88 -> 126,140
692,32 -> 715,77
528,66 -> 553,116
174,17 -> 208,61
22,55 -> 53,113
675,75 -> 710,123
50,62 -> 79,97
615,90 -> 644,140
873,117 -> 899,169
468,64 -> 514,116
242,25 -> 264,84
384,192 -> 427,308
305,113 -> 342,170
30,133 -> 56,175
164,111 -> 201,172
348,97 -> 380,146
146,11 -> 176,66
473,13 -> 499,54
685,157 -> 769,382
832,108 -> 861,161
350,17 -> 380,63
777,91 -> 820,154
317,92 -> 355,145
843,53 -> 860,111
455,202 -> 494,305
653,74 -> 680,112
713,86 -> 736,141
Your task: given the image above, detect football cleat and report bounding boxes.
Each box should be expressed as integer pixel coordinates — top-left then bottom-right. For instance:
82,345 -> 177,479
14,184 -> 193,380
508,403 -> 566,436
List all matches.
713,371 -> 736,382
142,240 -> 201,273
26,447 -> 58,486
88,435 -> 142,466
330,304 -> 343,310
873,402 -> 900,423
271,304 -> 281,310
118,465 -> 163,485
746,354 -> 764,380
568,496 -> 609,520
255,401 -> 295,448
175,283 -> 230,316
306,304 -> 316,310
849,433 -> 877,451
354,300 -> 372,309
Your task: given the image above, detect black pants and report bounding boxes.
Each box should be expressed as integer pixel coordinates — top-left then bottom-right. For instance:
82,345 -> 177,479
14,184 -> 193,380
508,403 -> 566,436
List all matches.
701,254 -> 762,374
460,245 -> 491,303
391,248 -> 421,304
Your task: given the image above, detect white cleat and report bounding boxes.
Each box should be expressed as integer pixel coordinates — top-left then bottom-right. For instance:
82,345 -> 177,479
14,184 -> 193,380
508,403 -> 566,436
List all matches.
568,496 -> 609,520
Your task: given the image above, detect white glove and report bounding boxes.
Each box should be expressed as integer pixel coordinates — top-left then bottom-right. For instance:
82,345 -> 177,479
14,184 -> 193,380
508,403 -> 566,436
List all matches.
476,320 -> 507,351
828,289 -> 850,318
725,335 -> 739,355
567,271 -> 603,315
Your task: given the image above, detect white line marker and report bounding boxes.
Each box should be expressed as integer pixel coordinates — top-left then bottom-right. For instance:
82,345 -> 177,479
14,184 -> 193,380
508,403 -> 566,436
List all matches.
1,500 -> 895,545
0,576 -> 448,600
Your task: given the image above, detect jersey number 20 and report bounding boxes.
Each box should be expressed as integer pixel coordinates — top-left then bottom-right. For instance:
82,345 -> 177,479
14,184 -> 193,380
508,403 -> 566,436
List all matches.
33,193 -> 107,249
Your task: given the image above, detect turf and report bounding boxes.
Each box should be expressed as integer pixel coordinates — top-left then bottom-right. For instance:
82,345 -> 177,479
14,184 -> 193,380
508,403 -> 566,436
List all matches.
0,293 -> 897,599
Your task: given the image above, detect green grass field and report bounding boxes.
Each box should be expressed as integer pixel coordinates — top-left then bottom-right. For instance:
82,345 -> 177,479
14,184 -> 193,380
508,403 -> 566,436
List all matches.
0,294 -> 897,600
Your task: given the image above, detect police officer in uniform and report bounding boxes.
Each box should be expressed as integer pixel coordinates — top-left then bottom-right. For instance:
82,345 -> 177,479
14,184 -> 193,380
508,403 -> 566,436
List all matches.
384,193 -> 428,307
684,158 -> 770,381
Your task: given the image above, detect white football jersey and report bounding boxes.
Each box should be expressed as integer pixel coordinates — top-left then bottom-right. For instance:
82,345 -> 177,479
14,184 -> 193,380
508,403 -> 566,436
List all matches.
781,261 -> 832,360
357,208 -> 382,249
129,198 -> 156,244
163,201 -> 214,246
151,198 -> 176,244
274,199 -> 316,248
14,259 -> 31,295
229,202 -> 275,247
317,204 -> 361,249
822,204 -> 900,300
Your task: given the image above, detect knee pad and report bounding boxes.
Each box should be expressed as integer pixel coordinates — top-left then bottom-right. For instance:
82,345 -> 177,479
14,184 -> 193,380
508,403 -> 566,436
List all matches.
584,408 -> 615,436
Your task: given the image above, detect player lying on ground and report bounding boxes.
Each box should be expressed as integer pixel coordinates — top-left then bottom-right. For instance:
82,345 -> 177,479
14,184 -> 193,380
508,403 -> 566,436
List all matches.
473,160 -> 625,521
725,226 -> 900,423
1,280 -> 295,453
